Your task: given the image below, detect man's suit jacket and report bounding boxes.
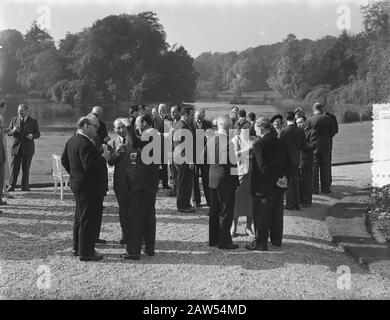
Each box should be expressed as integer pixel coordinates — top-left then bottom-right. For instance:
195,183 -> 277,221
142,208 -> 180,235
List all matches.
95,120 -> 109,146
208,133 -> 239,189
251,132 -> 291,196
126,125 -> 160,194
300,127 -> 319,169
7,116 -> 40,156
194,119 -> 213,164
306,113 -> 335,154
173,119 -> 195,164
61,133 -> 108,196
325,112 -> 338,136
107,135 -> 136,190
279,124 -> 308,168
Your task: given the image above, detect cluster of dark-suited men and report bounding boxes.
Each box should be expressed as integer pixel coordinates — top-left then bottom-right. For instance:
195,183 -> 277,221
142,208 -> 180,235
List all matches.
61,101 -> 337,261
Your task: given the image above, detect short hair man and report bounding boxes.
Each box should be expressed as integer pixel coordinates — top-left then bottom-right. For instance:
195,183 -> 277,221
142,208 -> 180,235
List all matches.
305,102 -> 335,194
61,115 -> 110,261
279,111 -> 308,210
90,106 -> 110,151
121,114 -> 160,260
296,115 -> 318,207
208,115 -> 239,249
7,104 -> 40,192
230,106 -> 239,126
193,108 -> 212,207
246,117 -> 290,251
107,118 -> 133,244
173,105 -> 196,212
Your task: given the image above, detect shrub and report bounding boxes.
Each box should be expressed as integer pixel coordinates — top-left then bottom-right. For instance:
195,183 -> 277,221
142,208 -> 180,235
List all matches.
368,185 -> 390,241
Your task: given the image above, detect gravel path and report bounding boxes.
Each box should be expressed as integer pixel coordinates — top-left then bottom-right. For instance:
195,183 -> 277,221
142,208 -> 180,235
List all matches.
1,165 -> 389,299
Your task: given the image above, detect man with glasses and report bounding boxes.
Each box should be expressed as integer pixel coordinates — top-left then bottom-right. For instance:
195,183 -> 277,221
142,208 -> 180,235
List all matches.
61,115 -> 110,261
107,118 -> 134,244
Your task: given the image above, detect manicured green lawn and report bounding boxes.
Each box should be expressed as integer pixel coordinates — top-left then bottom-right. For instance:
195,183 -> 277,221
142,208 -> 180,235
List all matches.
7,121 -> 372,185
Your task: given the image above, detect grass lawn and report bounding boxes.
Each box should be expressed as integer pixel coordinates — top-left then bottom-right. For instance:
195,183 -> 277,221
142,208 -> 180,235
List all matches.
7,120 -> 372,186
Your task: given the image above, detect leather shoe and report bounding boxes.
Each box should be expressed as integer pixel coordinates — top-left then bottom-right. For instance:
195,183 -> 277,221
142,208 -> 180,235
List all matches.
120,253 -> 140,260
219,244 -> 239,250
209,242 -> 218,247
79,253 -> 103,261
7,186 -> 15,192
283,206 -> 294,210
245,242 -> 267,251
95,238 -> 107,244
72,250 -> 79,257
294,206 -> 301,211
143,249 -> 155,256
21,187 -> 30,191
301,203 -> 311,208
322,190 -> 332,194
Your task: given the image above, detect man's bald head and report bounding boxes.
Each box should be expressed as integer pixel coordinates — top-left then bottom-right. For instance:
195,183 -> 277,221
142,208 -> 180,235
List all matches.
217,115 -> 233,132
91,106 -> 103,118
195,108 -> 205,121
255,116 -> 271,136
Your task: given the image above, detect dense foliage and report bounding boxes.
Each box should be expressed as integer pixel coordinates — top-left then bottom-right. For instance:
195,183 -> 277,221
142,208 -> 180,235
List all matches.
194,0 -> 390,119
0,12 -> 197,105
368,185 -> 390,241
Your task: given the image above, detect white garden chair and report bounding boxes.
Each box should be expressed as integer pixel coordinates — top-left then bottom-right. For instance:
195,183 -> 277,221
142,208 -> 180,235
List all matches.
52,154 -> 70,200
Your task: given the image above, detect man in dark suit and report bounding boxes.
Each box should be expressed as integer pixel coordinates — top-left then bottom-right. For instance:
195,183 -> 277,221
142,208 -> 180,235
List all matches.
324,107 -> 338,186
306,103 -> 335,194
155,103 -> 171,189
193,108 -> 212,207
90,106 -> 110,152
167,105 -> 182,197
279,111 -> 308,210
7,104 -> 40,191
61,115 -> 110,261
208,115 -> 239,250
246,117 -> 291,251
173,105 -> 196,213
107,118 -> 133,245
296,115 -> 318,207
120,114 -> 160,260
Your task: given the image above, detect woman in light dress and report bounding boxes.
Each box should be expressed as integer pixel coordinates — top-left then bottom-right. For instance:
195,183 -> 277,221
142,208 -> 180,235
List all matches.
231,118 -> 258,237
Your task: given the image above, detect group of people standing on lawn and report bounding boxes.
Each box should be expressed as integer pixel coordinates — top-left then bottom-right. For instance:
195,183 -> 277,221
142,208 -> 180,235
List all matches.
59,100 -> 337,261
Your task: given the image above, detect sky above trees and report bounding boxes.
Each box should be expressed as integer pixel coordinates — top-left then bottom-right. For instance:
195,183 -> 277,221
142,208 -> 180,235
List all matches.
0,0 -> 367,57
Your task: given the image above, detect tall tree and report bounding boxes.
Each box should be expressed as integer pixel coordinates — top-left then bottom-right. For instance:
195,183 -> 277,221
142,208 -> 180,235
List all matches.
0,29 -> 24,93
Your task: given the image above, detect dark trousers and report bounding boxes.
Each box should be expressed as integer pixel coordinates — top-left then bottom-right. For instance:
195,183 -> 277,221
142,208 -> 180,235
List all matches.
300,167 -> 313,205
209,182 -> 236,247
193,164 -> 210,206
126,191 -> 156,256
9,151 -> 33,189
329,141 -> 333,186
170,163 -> 178,192
313,151 -> 331,193
159,164 -> 169,188
95,194 -> 105,241
285,167 -> 300,209
72,191 -> 101,256
176,164 -> 194,210
114,174 -> 132,241
253,191 -> 284,249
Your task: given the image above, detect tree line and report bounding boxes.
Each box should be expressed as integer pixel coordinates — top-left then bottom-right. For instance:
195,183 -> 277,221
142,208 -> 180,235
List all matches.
194,1 -> 390,121
0,12 -> 198,106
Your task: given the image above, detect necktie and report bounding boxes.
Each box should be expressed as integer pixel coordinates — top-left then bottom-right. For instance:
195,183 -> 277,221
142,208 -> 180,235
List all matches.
20,117 -> 24,131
